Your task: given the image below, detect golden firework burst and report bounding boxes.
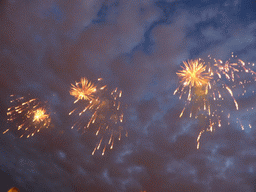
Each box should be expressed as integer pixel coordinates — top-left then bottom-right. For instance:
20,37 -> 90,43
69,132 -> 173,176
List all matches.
70,78 -> 97,103
33,108 -> 49,123
176,59 -> 212,88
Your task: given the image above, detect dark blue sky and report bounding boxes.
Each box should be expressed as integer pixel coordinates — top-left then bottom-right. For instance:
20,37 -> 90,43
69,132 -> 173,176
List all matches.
1,0 -> 256,191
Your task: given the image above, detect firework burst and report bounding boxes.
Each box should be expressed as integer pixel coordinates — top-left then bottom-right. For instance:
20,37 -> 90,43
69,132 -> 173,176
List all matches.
70,78 -> 127,155
176,59 -> 212,89
70,78 -> 97,103
174,53 -> 256,149
3,95 -> 51,138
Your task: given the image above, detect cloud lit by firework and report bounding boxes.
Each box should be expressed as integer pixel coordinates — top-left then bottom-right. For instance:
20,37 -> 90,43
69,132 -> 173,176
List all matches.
69,78 -> 127,155
174,53 -> 256,149
3,95 -> 51,138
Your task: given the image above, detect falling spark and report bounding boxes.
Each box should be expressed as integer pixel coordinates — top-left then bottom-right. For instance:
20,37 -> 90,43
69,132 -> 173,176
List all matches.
179,107 -> 185,118
237,118 -> 244,130
197,130 -> 205,149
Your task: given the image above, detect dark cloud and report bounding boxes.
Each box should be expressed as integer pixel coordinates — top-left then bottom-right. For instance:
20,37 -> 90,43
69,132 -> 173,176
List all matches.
137,98 -> 159,123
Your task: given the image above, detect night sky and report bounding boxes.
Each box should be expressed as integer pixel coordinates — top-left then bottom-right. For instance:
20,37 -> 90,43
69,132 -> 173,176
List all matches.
1,0 -> 256,191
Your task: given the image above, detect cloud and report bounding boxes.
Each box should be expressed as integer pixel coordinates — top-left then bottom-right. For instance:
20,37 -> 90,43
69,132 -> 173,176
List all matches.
1,0 -> 256,191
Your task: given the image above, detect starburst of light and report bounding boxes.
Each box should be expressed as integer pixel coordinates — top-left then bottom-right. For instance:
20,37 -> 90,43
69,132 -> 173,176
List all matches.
176,59 -> 212,88
33,108 -> 49,122
70,78 -> 98,103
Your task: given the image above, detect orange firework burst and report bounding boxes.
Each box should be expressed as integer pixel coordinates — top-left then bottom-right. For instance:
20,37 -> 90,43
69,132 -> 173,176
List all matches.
70,78 -> 98,103
70,78 -> 127,156
3,95 -> 51,138
174,53 -> 256,149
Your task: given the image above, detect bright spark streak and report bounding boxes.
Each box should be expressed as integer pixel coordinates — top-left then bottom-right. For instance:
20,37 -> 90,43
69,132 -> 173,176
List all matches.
197,130 -> 204,149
